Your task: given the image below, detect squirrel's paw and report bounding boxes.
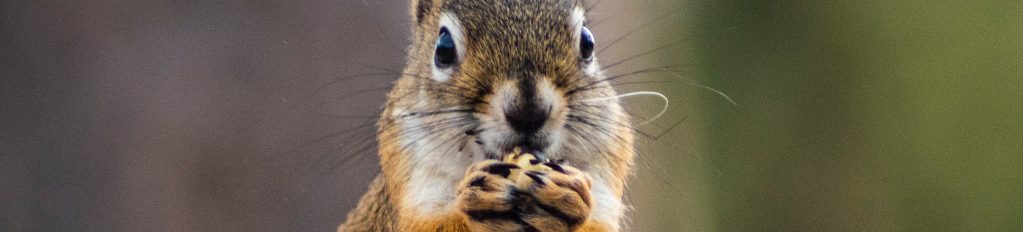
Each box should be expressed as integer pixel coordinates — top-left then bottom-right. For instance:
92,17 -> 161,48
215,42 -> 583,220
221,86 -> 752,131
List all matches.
456,160 -> 530,231
517,162 -> 594,232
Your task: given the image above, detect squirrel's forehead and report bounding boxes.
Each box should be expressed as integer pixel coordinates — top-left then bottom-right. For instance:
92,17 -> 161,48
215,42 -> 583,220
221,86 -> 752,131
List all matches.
440,1 -> 586,46
443,0 -> 583,12
442,0 -> 584,29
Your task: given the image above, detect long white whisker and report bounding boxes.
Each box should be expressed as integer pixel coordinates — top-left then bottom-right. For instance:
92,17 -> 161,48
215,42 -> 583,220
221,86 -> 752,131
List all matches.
662,70 -> 738,106
580,91 -> 668,125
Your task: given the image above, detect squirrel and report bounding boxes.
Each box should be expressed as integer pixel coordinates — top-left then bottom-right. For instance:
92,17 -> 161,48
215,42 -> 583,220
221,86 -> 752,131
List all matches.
338,0 -> 635,231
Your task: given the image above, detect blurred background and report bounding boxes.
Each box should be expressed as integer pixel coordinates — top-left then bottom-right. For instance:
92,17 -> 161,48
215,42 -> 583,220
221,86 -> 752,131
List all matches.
2,0 -> 1020,231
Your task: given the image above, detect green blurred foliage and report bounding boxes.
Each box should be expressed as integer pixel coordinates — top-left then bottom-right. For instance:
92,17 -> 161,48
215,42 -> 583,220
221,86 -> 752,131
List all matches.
640,1 -> 1022,231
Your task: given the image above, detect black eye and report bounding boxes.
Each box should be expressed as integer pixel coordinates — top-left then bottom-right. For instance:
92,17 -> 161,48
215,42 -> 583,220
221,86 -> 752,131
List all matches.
435,27 -> 457,68
580,26 -> 595,61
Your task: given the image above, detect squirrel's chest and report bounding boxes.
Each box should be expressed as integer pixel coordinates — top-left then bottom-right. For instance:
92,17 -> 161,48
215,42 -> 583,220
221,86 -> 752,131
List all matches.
401,151 -> 475,215
394,114 -> 481,215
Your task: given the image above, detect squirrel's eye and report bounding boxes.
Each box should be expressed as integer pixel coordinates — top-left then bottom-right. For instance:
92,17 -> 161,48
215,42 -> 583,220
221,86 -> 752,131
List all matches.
435,27 -> 457,68
580,26 -> 595,61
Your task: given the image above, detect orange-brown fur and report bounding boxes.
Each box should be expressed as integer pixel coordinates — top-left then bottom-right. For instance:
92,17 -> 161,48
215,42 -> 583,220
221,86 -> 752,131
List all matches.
339,0 -> 635,231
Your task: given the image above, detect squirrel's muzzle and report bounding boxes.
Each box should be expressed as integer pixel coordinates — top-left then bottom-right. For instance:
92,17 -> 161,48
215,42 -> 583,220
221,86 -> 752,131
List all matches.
504,73 -> 551,135
505,102 -> 548,135
493,73 -> 562,154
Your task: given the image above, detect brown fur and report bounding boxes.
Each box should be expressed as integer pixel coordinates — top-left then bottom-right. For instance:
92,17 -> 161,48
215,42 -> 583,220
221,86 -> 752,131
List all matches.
339,0 -> 635,231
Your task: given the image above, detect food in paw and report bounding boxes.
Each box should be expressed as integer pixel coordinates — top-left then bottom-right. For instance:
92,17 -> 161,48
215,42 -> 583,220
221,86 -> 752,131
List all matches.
502,148 -> 552,189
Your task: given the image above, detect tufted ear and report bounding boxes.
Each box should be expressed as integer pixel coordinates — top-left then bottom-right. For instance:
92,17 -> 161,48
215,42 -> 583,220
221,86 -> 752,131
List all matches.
410,0 -> 435,24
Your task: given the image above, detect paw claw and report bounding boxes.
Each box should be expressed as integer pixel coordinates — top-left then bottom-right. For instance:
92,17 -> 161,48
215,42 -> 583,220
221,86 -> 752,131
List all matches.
543,162 -> 567,174
481,163 -> 520,178
468,176 -> 487,188
523,171 -> 546,187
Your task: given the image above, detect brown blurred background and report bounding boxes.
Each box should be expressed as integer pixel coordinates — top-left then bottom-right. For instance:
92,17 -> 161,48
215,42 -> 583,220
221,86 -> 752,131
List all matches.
1,1 -> 409,231
3,0 -> 1021,232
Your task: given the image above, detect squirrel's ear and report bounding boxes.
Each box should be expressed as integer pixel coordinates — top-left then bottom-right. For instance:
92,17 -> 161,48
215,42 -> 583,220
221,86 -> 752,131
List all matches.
411,0 -> 435,24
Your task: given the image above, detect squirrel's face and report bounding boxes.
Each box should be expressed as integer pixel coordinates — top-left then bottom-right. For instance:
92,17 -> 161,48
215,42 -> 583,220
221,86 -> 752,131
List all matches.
385,0 -> 629,163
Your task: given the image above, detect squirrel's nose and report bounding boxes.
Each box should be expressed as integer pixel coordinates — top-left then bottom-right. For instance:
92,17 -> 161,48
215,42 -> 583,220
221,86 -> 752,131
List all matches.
505,105 -> 548,135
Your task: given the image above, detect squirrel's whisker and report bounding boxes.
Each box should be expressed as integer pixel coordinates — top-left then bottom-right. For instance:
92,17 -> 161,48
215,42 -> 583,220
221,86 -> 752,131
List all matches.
578,91 -> 669,126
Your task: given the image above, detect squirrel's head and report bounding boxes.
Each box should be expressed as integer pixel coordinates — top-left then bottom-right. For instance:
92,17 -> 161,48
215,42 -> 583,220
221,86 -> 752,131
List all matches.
381,0 -> 632,164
